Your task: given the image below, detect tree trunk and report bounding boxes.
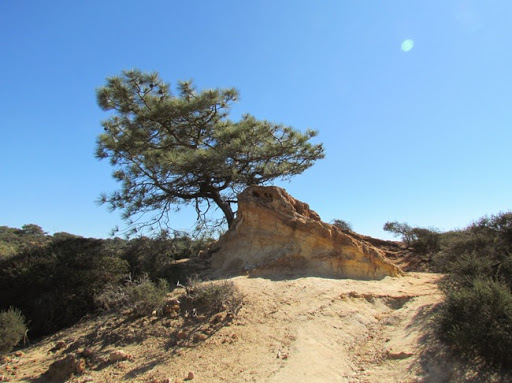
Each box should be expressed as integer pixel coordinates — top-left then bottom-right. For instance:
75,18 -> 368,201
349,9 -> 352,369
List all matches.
211,191 -> 235,228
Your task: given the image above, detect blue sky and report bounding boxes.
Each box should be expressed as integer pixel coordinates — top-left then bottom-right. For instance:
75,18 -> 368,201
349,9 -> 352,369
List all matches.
1,1 -> 511,239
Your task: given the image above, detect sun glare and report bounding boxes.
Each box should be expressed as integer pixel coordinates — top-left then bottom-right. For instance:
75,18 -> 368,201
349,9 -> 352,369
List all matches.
401,39 -> 414,52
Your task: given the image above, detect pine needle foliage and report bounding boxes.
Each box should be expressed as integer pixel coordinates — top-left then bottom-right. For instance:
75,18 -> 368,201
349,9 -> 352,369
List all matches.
96,69 -> 324,234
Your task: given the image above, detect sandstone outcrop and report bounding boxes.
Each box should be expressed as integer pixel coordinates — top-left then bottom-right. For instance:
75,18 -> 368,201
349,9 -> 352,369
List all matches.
209,186 -> 403,280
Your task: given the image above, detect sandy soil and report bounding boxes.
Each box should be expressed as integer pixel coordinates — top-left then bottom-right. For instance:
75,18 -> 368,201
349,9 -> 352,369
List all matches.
1,271 -> 470,383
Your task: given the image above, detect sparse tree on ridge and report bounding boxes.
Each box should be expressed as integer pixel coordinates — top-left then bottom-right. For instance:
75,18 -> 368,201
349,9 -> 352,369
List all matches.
95,69 -> 324,235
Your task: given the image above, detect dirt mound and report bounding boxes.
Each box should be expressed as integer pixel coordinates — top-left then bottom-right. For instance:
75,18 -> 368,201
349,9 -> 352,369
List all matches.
208,186 -> 403,280
3,273 -> 483,383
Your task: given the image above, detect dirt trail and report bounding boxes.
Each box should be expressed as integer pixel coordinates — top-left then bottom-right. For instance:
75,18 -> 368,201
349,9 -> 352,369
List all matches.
3,272 -> 456,383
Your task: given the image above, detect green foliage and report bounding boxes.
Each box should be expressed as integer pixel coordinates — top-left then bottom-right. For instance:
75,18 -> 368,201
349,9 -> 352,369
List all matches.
438,279 -> 512,369
126,276 -> 169,316
383,221 -> 415,245
0,238 -> 129,337
95,276 -> 169,316
183,277 -> 243,315
96,69 -> 324,233
383,221 -> 440,254
331,219 -> 352,231
409,227 -> 440,255
0,224 -> 51,257
121,234 -> 210,281
0,224 -> 209,338
430,211 -> 512,371
435,212 -> 512,284
383,213 -> 512,370
0,307 -> 27,355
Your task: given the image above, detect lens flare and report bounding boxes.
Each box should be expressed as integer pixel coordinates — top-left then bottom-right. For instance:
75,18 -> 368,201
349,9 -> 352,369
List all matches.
401,39 -> 414,52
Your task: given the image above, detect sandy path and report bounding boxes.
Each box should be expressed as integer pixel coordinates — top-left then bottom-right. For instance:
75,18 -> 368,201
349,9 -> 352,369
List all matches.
3,272 -> 455,383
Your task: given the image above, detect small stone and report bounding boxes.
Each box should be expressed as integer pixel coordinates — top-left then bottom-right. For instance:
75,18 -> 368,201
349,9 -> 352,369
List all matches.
193,333 -> 207,342
14,351 -> 24,357
186,371 -> 195,380
45,354 -> 85,381
55,341 -> 66,350
281,353 -> 288,360
109,350 -> 129,362
176,331 -> 188,340
387,351 -> 413,360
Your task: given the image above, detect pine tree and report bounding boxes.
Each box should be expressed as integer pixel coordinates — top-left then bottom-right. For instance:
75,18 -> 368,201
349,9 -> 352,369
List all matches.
96,69 -> 324,234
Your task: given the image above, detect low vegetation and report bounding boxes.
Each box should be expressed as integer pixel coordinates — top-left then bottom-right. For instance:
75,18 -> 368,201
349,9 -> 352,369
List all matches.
0,307 -> 28,355
183,276 -> 244,316
331,219 -> 353,232
0,224 -> 51,257
3,212 -> 512,375
95,275 -> 170,316
0,226 -> 211,339
386,212 -> 512,371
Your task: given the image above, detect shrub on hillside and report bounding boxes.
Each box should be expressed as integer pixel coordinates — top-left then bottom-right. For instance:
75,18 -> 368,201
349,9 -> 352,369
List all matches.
435,213 -> 512,285
331,219 -> 352,232
409,227 -> 441,254
0,224 -> 51,257
0,238 -> 129,337
183,277 -> 243,315
126,276 -> 169,316
383,221 -> 440,254
121,235 -> 211,281
438,278 -> 512,368
432,211 -> 512,371
0,307 -> 27,355
383,221 -> 415,245
95,275 -> 169,316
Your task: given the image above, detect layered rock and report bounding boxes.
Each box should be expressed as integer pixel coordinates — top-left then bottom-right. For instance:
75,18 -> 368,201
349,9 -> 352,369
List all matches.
209,186 -> 403,280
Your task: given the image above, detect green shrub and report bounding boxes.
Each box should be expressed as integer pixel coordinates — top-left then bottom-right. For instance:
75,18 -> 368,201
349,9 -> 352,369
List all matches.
0,238 -> 129,337
184,278 -> 243,315
331,219 -> 352,232
409,227 -> 440,254
383,221 -> 414,245
94,284 -> 130,312
438,278 -> 512,368
0,307 -> 27,355
431,212 -> 512,371
383,221 -> 440,255
126,276 -> 169,316
95,275 -> 169,316
121,235 -> 210,281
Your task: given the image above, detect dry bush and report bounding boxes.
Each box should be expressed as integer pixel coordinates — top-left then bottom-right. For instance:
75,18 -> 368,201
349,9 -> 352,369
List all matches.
95,274 -> 169,316
0,307 -> 27,355
183,277 -> 244,316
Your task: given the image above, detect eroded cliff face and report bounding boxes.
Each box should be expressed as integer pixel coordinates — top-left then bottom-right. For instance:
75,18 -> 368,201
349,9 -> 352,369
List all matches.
209,186 -> 403,280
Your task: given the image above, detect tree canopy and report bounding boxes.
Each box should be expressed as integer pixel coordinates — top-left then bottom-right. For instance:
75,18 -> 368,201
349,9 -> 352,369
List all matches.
96,69 -> 324,234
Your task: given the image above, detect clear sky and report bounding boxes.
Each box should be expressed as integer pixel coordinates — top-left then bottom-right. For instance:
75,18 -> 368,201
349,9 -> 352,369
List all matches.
1,1 -> 511,239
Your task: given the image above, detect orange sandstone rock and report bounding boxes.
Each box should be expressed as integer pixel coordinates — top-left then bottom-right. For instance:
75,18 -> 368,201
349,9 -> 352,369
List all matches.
209,186 -> 402,280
